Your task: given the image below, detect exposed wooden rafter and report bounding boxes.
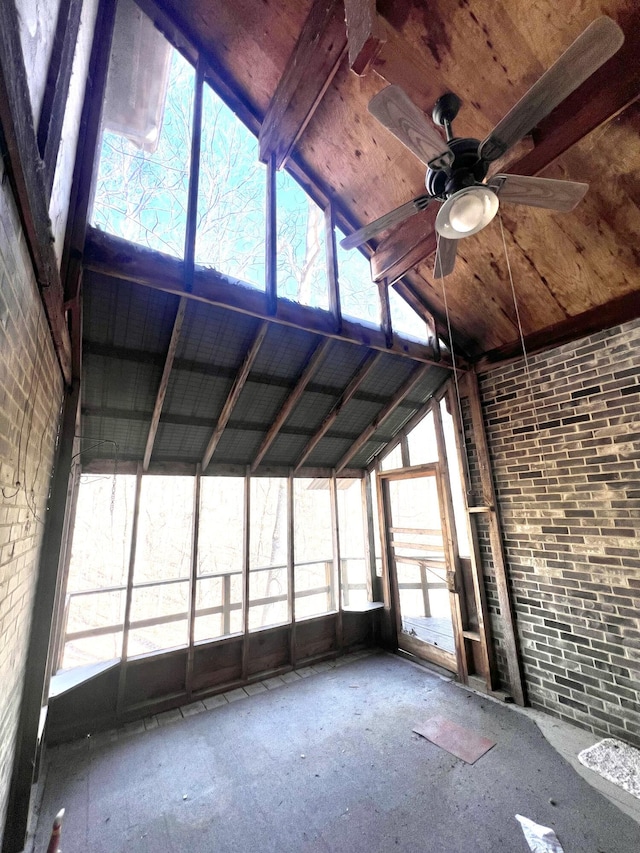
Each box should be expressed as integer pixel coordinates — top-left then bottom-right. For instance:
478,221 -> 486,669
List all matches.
202,322 -> 269,470
142,298 -> 187,470
258,0 -> 348,169
295,350 -> 382,470
344,0 -> 385,75
84,228 -> 454,368
0,0 -> 72,383
251,338 -> 332,472
335,364 -> 430,473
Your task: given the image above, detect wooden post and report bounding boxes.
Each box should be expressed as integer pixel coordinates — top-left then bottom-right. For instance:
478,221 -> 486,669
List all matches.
361,473 -> 376,602
266,154 -> 277,315
116,463 -> 143,716
466,371 -> 526,705
445,382 -> 496,689
330,473 -> 343,649
241,467 -> 251,680
325,203 -> 342,332
287,470 -> 296,666
186,465 -> 201,696
432,401 -> 468,683
3,381 -> 79,853
419,563 -> 431,617
378,279 -> 393,348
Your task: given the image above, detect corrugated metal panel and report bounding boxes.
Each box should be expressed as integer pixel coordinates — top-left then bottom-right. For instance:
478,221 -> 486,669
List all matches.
162,370 -> 231,421
83,353 -> 161,413
176,302 -> 261,367
232,382 -> 291,424
251,325 -> 318,380
261,433 -> 309,466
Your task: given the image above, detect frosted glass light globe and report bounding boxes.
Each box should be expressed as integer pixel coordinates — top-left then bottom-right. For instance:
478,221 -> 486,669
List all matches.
435,186 -> 499,238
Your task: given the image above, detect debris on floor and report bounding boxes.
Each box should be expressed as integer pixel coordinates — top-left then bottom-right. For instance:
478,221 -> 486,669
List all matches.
412,715 -> 496,764
516,814 -> 564,853
578,738 -> 640,799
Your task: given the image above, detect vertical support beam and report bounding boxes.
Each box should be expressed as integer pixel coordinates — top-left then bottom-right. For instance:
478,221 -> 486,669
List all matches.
38,0 -> 84,195
378,279 -> 393,348
361,473 -> 376,602
330,473 -> 343,650
432,401 -> 468,683
466,371 -> 526,705
287,470 -> 296,666
445,383 -> 496,689
325,203 -> 342,332
186,464 -> 201,696
116,462 -> 143,717
376,463 -> 397,646
399,433 -> 410,468
3,380 -> 79,853
241,466 -> 251,680
265,154 -> 277,315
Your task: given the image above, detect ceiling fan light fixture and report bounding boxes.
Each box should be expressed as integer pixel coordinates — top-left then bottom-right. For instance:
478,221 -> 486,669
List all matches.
435,186 -> 499,239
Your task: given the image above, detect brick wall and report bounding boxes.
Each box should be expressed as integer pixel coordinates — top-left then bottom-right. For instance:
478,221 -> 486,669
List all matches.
0,172 -> 64,837
474,320 -> 640,745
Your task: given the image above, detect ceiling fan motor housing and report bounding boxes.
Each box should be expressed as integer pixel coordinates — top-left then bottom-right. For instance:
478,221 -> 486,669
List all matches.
425,137 -> 489,199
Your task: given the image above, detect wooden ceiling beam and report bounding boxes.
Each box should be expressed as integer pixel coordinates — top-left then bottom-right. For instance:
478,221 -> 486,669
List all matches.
251,338 -> 332,472
202,321 -> 269,470
258,0 -> 348,169
84,228 -> 453,368
0,0 -> 72,384
476,288 -> 640,370
367,9 -> 640,285
335,364 -> 431,473
295,350 -> 382,471
344,0 -> 385,76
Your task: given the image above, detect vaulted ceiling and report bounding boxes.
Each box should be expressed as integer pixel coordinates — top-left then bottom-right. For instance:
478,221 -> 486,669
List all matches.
151,0 -> 640,362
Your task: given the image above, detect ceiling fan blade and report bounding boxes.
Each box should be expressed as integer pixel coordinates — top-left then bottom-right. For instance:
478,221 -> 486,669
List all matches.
368,85 -> 453,170
490,174 -> 588,211
339,196 -> 431,250
433,237 -> 458,279
479,16 -> 624,162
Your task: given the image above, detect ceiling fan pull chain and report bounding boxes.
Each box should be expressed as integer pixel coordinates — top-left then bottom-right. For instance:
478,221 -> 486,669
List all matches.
498,212 -> 549,483
437,233 -> 472,493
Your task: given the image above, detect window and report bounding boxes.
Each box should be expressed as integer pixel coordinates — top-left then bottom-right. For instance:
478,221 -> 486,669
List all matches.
407,410 -> 439,466
92,1 -> 194,257
277,171 -> 328,308
293,478 -> 335,619
61,475 -> 135,670
195,477 -> 245,641
337,479 -> 369,608
127,476 -> 194,656
380,444 -> 403,471
249,477 -> 289,630
335,228 -> 380,326
195,84 -> 266,288
388,285 -> 430,343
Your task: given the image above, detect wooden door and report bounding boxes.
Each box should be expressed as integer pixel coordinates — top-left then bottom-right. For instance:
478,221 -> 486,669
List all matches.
381,467 -> 458,672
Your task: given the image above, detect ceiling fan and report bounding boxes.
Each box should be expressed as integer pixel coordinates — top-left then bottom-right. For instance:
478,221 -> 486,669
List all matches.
340,16 -> 624,278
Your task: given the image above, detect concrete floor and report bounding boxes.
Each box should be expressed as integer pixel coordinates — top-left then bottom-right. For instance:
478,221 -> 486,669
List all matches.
35,652 -> 640,852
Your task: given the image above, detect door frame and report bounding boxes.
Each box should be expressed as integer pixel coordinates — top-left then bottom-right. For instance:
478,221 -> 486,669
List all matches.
379,463 -> 466,675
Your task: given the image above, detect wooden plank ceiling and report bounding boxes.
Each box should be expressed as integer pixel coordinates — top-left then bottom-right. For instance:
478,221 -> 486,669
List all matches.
156,0 -> 640,361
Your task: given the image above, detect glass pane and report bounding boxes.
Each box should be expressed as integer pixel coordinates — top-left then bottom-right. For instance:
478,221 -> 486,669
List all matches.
249,478 -> 288,630
440,398 -> 470,558
128,581 -> 189,656
293,478 -> 334,619
92,6 -> 194,258
407,410 -> 439,466
388,286 -> 429,342
135,476 -> 194,583
62,633 -> 123,671
67,475 -> 135,592
198,477 -> 244,576
277,171 -> 328,308
380,444 -> 403,471
195,84 -> 266,288
335,228 -> 380,327
337,479 -> 368,608
194,575 -> 243,642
